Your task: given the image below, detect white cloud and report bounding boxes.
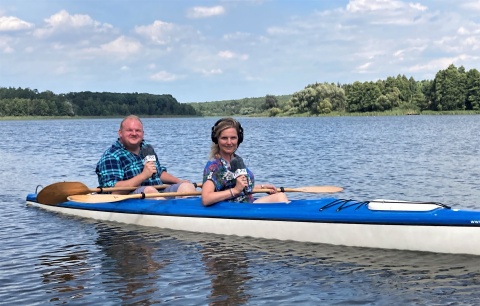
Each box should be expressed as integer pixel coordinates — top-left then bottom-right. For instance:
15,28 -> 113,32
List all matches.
33,10 -> 113,38
135,20 -> 176,45
346,0 -> 430,26
409,3 -> 427,11
150,70 -> 179,81
461,1 -> 480,11
0,16 -> 34,32
245,75 -> 263,81
198,68 -> 223,76
356,61 -> 373,73
54,64 -> 68,75
408,54 -> 478,73
80,36 -> 141,59
134,20 -> 199,47
218,50 -> 248,60
187,6 -> 225,18
223,31 -> 252,41
3,45 -> 14,53
393,45 -> 427,61
464,36 -> 480,49
0,36 -> 13,53
99,36 -> 141,55
346,0 -> 404,12
0,39 -> 14,53
266,24 -> 301,36
457,24 -> 480,35
345,0 -> 427,14
458,26 -> 470,35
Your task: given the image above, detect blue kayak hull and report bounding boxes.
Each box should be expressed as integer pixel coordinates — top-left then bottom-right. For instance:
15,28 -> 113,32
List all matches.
26,194 -> 480,255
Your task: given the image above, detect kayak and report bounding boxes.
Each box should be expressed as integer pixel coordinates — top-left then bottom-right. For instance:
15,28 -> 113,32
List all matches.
25,193 -> 480,256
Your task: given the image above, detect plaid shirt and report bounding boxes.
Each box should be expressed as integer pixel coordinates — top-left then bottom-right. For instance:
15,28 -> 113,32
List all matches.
202,155 -> 255,203
96,139 -> 166,187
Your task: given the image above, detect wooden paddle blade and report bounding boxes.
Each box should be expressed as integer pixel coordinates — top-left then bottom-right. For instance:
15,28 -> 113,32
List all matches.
68,191 -> 202,203
67,194 -> 138,203
37,182 -> 91,205
280,186 -> 343,193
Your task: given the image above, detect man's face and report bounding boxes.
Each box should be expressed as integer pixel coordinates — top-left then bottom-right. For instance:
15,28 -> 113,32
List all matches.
118,118 -> 144,149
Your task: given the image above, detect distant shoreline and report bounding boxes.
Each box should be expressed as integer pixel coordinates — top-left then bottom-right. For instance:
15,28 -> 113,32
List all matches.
0,115 -> 201,121
1,110 -> 480,121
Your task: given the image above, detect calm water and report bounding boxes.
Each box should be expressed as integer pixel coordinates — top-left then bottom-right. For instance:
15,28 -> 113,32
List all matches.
2,116 -> 480,305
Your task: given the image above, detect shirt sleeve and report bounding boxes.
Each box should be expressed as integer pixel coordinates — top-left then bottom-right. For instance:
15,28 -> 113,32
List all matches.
96,153 -> 123,187
155,154 -> 167,175
203,159 -> 233,191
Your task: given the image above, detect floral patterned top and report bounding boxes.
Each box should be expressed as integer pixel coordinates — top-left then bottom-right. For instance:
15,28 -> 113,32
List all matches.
202,155 -> 255,203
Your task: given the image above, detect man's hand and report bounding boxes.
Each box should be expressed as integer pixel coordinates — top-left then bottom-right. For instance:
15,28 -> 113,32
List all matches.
142,161 -> 157,179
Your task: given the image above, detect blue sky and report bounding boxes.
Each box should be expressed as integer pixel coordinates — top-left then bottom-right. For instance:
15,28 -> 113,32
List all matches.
1,0 -> 479,102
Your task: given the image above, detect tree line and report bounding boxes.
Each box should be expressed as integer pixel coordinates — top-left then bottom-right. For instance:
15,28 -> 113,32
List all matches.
187,64 -> 480,116
187,95 -> 292,117
282,64 -> 480,116
0,89 -> 198,117
1,64 -> 479,118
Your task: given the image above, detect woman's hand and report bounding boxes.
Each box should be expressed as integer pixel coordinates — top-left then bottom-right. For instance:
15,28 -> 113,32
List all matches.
234,175 -> 249,194
259,183 -> 278,194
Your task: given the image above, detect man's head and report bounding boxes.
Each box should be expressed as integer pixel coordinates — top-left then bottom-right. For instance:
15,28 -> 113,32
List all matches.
118,115 -> 144,151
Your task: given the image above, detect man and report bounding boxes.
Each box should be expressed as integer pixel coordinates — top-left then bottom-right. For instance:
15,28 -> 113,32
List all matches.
96,115 -> 196,196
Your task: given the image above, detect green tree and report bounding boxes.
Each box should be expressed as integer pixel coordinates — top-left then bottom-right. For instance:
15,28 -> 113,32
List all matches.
264,94 -> 279,109
316,98 -> 332,114
431,64 -> 467,110
465,68 -> 480,110
289,83 -> 345,114
346,81 -> 382,112
268,107 -> 281,117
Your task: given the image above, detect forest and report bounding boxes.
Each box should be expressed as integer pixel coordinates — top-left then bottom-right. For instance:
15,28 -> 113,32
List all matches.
188,64 -> 480,117
0,90 -> 198,117
1,64 -> 479,118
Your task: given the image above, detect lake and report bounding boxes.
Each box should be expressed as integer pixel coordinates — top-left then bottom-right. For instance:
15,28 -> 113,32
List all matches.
2,115 -> 480,305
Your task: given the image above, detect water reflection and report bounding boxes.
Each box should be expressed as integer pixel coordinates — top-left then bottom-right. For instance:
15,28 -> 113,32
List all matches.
38,245 -> 90,303
95,224 -> 167,305
94,223 -> 255,305
31,214 -> 480,305
200,240 -> 252,305
171,230 -> 480,304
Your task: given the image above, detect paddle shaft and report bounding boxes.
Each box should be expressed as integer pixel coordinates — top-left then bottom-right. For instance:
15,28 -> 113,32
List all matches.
93,184 -> 169,193
67,185 -> 343,203
91,182 -> 203,193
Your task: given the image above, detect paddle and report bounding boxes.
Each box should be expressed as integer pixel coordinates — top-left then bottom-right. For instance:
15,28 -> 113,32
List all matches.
67,185 -> 343,204
36,181 -> 202,205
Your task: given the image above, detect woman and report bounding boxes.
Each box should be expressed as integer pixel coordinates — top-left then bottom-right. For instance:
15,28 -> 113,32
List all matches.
201,117 -> 289,206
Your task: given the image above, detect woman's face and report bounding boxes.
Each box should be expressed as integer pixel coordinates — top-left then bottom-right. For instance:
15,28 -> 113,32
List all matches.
218,127 -> 238,157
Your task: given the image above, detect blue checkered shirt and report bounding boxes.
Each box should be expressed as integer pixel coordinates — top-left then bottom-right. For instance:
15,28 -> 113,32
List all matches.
96,139 -> 166,187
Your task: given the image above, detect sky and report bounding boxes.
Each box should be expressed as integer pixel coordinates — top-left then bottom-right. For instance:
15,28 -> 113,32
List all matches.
1,0 -> 480,103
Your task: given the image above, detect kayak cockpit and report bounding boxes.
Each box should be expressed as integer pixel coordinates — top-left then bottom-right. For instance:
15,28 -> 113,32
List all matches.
368,199 -> 450,211
319,198 -> 450,212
